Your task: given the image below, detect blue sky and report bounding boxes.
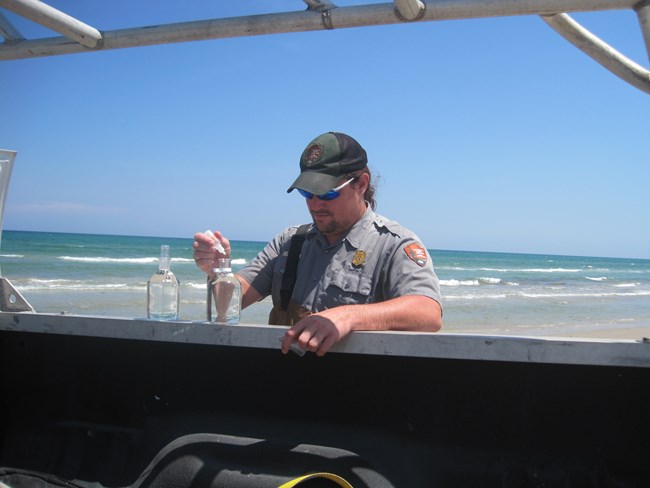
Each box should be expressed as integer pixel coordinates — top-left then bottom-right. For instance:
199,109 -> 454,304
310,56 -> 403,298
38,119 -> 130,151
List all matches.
1,1 -> 649,259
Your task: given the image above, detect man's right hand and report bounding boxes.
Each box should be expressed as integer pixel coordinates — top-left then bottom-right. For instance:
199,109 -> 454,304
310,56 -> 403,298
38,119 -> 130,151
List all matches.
193,230 -> 230,275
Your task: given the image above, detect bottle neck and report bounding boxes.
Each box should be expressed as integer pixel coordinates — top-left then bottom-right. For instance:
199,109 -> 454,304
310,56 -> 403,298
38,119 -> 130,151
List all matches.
213,258 -> 232,274
159,245 -> 171,272
159,258 -> 171,272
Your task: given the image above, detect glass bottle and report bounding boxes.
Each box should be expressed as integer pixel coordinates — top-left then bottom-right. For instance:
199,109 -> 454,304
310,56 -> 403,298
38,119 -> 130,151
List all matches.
147,245 -> 180,320
207,258 -> 241,324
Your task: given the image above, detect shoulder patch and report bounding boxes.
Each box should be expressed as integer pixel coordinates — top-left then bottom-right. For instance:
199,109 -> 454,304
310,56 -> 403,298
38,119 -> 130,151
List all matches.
404,243 -> 427,267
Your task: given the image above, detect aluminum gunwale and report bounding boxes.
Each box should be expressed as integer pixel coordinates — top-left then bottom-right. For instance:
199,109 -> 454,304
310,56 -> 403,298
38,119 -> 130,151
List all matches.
2,311 -> 649,368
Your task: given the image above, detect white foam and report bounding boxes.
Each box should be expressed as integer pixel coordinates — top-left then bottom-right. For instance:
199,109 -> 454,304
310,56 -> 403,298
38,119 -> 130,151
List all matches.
25,278 -> 68,285
444,293 -> 508,300
187,282 -> 208,290
519,290 -> 650,299
17,280 -> 145,292
58,256 -> 194,264
442,277 -> 519,287
437,266 -> 586,273
441,279 -> 480,287
60,256 -> 157,264
524,268 -> 582,273
479,277 -> 502,285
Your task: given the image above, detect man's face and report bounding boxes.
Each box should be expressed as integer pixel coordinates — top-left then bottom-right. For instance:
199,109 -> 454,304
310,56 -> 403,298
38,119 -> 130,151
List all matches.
305,174 -> 368,241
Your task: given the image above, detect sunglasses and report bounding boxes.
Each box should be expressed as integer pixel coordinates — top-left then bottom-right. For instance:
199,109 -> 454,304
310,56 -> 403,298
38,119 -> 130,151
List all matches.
297,177 -> 358,201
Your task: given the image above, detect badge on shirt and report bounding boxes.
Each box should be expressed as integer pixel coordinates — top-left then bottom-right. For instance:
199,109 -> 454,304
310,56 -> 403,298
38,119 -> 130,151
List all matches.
404,243 -> 427,267
352,250 -> 366,267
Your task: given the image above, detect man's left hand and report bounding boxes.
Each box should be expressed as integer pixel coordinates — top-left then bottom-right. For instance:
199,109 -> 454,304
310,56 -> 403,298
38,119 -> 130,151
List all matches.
281,307 -> 355,357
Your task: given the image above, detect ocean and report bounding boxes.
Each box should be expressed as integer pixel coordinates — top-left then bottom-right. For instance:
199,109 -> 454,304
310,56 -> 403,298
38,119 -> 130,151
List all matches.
2,230 -> 649,338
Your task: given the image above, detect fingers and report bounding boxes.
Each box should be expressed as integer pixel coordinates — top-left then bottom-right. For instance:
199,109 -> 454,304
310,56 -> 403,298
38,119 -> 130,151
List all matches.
193,230 -> 231,274
194,231 -> 213,248
281,327 -> 299,354
281,314 -> 342,357
203,229 -> 229,254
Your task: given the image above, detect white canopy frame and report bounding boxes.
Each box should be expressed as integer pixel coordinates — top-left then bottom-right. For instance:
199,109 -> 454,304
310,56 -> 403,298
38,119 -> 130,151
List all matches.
0,0 -> 649,94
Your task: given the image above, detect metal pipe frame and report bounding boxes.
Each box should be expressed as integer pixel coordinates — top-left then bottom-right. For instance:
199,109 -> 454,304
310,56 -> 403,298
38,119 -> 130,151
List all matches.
0,11 -> 22,42
0,0 -> 638,58
637,0 -> 650,63
0,0 -> 648,95
542,11 -> 650,93
394,0 -> 427,20
0,0 -> 101,48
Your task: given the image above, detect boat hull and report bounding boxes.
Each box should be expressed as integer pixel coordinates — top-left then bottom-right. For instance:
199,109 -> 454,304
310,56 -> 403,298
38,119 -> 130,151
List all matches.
1,315 -> 649,487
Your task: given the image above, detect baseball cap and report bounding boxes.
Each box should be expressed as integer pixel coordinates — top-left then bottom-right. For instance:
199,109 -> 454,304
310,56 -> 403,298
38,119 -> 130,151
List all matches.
287,132 -> 368,195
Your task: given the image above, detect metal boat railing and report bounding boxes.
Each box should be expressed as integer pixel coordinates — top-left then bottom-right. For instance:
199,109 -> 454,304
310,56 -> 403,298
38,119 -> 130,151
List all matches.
0,150 -> 34,313
1,0 -> 649,93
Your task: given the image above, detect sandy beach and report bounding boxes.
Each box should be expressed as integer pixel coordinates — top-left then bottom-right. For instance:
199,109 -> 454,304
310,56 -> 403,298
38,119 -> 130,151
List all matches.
563,326 -> 650,341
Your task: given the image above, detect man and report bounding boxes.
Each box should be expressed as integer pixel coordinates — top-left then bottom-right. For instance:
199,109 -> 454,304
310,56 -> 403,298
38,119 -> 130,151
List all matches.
194,132 -> 442,356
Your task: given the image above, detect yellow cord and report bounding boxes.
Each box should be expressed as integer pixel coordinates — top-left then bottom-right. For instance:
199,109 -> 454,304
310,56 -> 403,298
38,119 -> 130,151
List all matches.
278,471 -> 353,488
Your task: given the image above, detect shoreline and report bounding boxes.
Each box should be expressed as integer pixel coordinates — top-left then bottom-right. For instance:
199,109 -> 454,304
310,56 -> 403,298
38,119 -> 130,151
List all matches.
442,323 -> 650,341
561,326 -> 650,341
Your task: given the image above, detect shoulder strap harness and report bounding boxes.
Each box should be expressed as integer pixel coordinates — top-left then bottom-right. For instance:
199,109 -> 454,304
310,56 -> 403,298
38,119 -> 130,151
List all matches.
279,224 -> 311,311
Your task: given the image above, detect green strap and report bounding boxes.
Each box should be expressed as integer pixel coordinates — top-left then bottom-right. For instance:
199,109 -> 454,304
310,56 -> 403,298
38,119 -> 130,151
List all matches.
278,472 -> 353,488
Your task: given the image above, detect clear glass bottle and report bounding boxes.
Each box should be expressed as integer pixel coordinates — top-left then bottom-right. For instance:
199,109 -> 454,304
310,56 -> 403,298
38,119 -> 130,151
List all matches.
207,258 -> 241,324
147,245 -> 180,320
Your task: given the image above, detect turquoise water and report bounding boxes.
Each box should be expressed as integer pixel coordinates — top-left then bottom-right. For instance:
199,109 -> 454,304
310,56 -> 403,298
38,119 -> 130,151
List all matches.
2,230 -> 649,336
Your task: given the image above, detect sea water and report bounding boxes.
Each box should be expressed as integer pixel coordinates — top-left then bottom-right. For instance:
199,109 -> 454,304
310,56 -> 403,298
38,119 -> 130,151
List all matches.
1,230 -> 649,337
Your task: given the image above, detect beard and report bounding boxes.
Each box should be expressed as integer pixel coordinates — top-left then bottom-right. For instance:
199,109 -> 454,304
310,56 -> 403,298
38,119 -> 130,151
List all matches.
311,212 -> 346,236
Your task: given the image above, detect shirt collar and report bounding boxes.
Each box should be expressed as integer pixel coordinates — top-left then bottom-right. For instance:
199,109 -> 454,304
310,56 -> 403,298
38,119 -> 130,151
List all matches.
344,207 -> 376,248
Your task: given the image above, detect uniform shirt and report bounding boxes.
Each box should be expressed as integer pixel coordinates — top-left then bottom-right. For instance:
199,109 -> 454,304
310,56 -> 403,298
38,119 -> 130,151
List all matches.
238,208 -> 442,312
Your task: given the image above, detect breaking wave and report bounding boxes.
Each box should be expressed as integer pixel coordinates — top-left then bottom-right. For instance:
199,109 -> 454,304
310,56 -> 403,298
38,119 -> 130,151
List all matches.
59,256 -> 195,264
441,277 -> 518,287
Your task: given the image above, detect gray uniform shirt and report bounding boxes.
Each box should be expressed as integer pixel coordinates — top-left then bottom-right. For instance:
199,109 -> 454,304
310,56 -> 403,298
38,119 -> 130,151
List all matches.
238,208 -> 442,312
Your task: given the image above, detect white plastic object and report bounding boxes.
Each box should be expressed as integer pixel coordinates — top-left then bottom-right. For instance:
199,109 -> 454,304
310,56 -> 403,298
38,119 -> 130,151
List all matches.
204,229 -> 226,254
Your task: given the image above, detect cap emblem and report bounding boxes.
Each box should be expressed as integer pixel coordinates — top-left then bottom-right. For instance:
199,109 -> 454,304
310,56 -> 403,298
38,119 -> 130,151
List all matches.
304,144 -> 323,166
404,243 -> 427,267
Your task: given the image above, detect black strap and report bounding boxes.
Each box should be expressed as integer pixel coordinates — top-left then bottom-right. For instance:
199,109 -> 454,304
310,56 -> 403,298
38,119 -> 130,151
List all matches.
280,224 -> 311,311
